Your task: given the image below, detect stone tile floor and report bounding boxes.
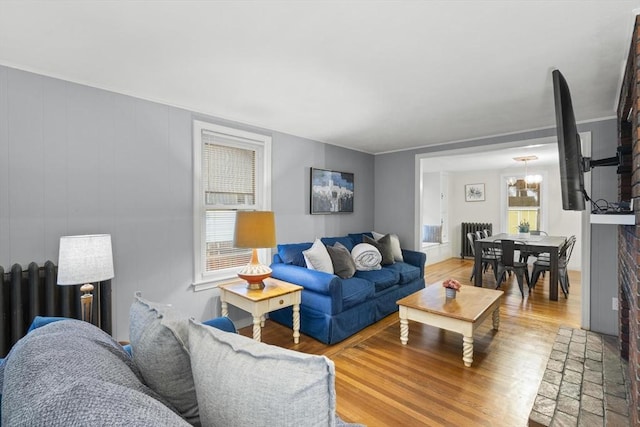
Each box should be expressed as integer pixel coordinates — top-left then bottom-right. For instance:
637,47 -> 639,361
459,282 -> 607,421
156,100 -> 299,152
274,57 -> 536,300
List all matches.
529,327 -> 630,427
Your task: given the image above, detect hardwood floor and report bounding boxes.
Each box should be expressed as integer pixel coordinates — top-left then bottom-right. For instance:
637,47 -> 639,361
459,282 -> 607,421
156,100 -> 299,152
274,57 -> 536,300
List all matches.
238,258 -> 582,426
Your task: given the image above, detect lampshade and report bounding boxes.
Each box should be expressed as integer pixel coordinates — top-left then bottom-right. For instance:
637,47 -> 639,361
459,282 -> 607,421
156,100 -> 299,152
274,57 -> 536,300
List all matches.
233,211 -> 276,290
57,234 -> 114,285
233,211 -> 276,249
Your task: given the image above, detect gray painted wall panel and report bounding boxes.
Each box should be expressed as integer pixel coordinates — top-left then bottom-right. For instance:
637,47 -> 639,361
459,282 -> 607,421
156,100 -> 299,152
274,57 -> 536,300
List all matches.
0,67 -> 9,261
42,78 -> 71,260
8,69 -> 46,265
586,119 -> 619,335
0,65 -> 374,340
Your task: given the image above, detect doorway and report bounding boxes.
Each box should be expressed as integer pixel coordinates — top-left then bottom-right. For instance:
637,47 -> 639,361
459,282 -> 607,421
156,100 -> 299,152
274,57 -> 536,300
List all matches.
415,134 -> 589,328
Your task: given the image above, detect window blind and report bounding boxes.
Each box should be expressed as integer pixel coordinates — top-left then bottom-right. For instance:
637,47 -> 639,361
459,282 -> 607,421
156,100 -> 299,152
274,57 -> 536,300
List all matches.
201,132 -> 256,273
202,132 -> 256,206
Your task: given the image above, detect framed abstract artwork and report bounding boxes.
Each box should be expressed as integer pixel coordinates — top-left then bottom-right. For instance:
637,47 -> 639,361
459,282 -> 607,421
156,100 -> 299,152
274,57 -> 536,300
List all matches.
310,168 -> 354,214
465,183 -> 485,202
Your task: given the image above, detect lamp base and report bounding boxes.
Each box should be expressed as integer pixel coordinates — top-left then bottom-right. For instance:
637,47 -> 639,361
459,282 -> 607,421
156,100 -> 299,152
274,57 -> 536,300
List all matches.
237,249 -> 272,290
80,283 -> 94,323
237,272 -> 272,290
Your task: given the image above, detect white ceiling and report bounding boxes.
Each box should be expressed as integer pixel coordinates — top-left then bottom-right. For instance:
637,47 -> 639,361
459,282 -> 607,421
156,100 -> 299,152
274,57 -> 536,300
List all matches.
1,1 -> 639,155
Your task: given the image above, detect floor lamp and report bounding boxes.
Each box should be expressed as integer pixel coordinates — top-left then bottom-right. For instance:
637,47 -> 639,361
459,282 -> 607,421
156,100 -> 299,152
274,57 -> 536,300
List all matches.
57,234 -> 114,323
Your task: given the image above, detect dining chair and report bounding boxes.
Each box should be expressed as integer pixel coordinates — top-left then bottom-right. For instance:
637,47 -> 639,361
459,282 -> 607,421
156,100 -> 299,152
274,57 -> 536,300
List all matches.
530,235 -> 576,298
477,229 -> 502,258
467,232 -> 498,281
492,239 -> 530,297
519,230 -> 549,263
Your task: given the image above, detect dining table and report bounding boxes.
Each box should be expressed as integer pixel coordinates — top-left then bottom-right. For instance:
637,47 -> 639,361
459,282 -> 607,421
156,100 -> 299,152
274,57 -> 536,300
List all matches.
473,233 -> 567,301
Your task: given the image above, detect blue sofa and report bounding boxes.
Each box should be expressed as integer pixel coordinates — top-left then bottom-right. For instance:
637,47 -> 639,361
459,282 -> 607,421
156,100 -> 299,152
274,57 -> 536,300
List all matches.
270,232 -> 426,344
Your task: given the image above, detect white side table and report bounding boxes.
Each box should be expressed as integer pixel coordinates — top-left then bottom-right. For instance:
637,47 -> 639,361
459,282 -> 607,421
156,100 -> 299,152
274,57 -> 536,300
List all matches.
219,277 -> 303,343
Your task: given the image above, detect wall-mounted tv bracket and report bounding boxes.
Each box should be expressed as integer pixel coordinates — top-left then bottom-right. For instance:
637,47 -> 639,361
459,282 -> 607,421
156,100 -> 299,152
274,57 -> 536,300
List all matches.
581,145 -> 631,174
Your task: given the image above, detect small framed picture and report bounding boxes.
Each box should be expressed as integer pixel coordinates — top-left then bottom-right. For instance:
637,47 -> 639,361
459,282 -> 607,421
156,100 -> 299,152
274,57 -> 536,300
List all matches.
465,183 -> 485,202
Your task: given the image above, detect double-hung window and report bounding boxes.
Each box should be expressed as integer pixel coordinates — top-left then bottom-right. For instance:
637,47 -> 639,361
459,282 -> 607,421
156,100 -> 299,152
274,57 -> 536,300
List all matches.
193,120 -> 271,288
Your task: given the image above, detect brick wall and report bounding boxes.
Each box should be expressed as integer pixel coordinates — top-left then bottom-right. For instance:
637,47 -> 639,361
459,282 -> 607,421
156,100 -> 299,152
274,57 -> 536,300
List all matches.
618,15 -> 640,426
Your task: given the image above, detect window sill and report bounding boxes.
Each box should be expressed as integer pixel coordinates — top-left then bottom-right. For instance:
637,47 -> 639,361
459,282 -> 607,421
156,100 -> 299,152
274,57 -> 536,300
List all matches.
192,277 -> 243,292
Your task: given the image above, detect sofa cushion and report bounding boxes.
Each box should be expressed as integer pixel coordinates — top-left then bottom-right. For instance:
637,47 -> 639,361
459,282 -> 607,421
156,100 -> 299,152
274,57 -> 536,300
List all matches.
364,234 -> 395,266
355,268 -> 399,293
321,236 -> 355,252
347,232 -> 373,244
278,242 -> 312,267
2,319 -> 189,426
384,261 -> 421,284
341,276 -> 376,310
327,242 -> 356,279
372,231 -> 404,262
188,320 -> 337,427
129,293 -> 199,425
303,238 -> 334,274
351,243 -> 382,271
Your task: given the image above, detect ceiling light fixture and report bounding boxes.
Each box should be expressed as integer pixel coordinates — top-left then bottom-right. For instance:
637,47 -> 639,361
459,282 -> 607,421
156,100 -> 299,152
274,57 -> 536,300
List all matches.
513,155 -> 539,187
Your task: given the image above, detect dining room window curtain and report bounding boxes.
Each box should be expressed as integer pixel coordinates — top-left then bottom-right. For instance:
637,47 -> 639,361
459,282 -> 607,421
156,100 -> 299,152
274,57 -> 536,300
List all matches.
193,121 -> 271,286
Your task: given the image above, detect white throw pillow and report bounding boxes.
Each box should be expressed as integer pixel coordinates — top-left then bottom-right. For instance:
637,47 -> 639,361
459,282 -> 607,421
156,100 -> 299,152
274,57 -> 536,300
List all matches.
303,238 -> 334,274
351,243 -> 382,271
372,231 -> 404,262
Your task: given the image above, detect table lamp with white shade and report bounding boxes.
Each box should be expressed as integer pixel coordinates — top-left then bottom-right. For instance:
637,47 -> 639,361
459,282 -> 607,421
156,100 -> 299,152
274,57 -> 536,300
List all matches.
57,234 -> 114,323
233,211 -> 276,290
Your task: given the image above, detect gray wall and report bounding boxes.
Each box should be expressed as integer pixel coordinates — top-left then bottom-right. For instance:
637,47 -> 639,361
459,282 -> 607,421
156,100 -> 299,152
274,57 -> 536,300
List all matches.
0,65 -> 374,340
1,62 -> 620,337
375,119 -> 620,334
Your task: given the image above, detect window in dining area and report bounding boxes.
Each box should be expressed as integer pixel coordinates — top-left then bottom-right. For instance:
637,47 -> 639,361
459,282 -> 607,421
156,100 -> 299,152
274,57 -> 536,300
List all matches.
506,176 -> 542,232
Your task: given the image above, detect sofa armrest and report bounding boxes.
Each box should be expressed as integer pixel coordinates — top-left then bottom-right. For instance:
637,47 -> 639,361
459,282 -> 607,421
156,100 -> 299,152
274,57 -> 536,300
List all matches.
270,263 -> 341,297
401,249 -> 426,278
202,316 -> 237,334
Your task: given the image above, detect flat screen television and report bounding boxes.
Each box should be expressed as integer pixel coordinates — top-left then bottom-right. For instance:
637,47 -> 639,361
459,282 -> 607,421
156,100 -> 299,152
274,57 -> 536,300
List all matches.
552,69 -> 586,211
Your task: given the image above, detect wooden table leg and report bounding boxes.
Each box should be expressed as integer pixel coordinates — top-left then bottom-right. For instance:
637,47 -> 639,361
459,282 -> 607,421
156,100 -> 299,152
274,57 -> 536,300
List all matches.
292,303 -> 300,344
492,307 -> 500,331
463,335 -> 473,367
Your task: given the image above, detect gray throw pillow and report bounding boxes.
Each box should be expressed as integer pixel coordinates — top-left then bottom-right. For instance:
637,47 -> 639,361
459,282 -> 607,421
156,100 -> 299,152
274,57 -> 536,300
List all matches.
188,320 -> 337,427
372,231 -> 404,262
129,293 -> 199,425
327,242 -> 357,279
2,319 -> 190,426
364,234 -> 395,265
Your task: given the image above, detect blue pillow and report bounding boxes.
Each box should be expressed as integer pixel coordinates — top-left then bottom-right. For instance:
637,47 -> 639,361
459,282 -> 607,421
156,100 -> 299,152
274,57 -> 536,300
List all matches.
321,236 -> 355,252
27,316 -> 68,333
277,242 -> 312,267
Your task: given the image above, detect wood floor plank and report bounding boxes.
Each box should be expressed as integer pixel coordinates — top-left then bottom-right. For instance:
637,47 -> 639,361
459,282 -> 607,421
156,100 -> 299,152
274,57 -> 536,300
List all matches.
239,258 -> 582,426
